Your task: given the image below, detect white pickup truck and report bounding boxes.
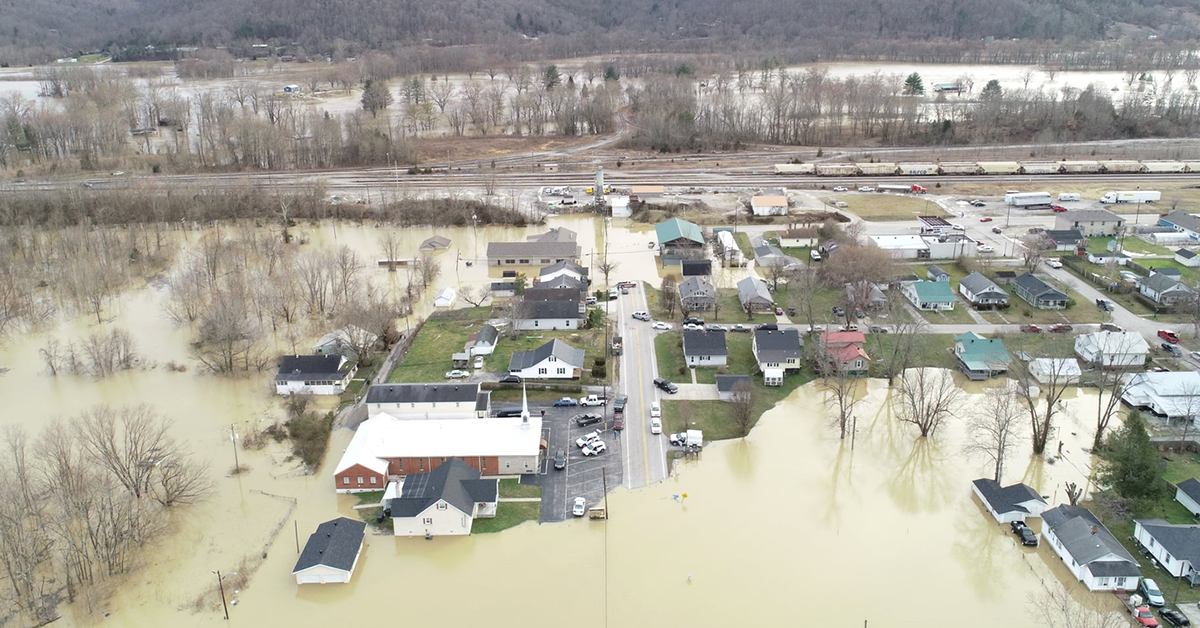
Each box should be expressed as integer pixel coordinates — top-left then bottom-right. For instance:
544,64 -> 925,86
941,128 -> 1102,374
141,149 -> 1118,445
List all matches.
579,394 -> 607,407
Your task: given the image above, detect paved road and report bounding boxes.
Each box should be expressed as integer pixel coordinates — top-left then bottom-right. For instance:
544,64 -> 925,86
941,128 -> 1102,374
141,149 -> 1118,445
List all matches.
613,284 -> 669,489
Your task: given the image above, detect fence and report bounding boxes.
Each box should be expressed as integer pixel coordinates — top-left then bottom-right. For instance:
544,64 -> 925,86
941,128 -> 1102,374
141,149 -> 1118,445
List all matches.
1061,256 -> 1131,294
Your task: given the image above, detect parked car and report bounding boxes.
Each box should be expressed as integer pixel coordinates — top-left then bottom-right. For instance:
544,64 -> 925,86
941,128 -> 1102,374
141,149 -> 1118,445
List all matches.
980,217 -> 993,222
1049,324 -> 1073,333
1132,606 -> 1160,628
650,402 -> 662,418
978,245 -> 995,253
554,397 -> 579,407
1096,299 -> 1114,312
581,441 -> 607,456
808,325 -> 826,333
654,378 -> 679,394
1160,329 -> 1180,343
1052,205 -> 1068,212
755,323 -> 778,331
612,415 -> 624,431
1045,259 -> 1063,269
572,496 -> 587,516
585,296 -> 598,306
731,324 -> 751,333
445,369 -> 470,379
498,374 -> 522,384
1160,608 -> 1191,628
554,450 -> 567,470
1100,322 -> 1123,332
970,200 -> 986,207
608,288 -> 618,299
650,416 -> 662,434
774,307 -> 784,315
1141,579 -> 1166,607
706,324 -> 726,331
473,356 -> 484,369
992,227 -> 1003,234
1020,324 -> 1042,333
668,432 -> 688,446
857,186 -> 874,192
1163,343 -> 1183,357
869,325 -> 889,333
832,186 -> 848,192
652,321 -> 673,331
683,323 -> 703,331
1191,351 -> 1200,362
1010,521 -> 1038,546
574,414 -> 602,427
575,431 -> 600,448
632,311 -> 652,321
683,317 -> 705,326
832,306 -> 845,317
494,407 -> 524,418
854,308 -> 866,319
951,224 -> 965,231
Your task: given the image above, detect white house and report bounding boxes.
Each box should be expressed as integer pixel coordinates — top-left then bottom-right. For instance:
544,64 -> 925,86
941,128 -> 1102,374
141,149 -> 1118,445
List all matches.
467,324 -> 500,356
1121,371 -> 1200,421
778,228 -> 818,248
683,330 -> 728,368
515,300 -> 583,330
752,329 -> 803,384
751,195 -> 788,216
1041,504 -> 1141,591
1139,273 -> 1194,306
868,234 -> 978,260
538,260 -> 588,284
364,383 -> 487,419
1074,331 -> 1150,369
1134,519 -> 1200,585
434,287 -> 457,308
275,355 -> 354,396
385,458 -> 499,537
970,479 -> 1047,524
902,280 -> 957,311
1176,249 -> 1200,268
332,413 -> 543,492
1055,209 -> 1125,237
1176,478 -> 1200,516
292,517 -> 366,584
716,230 -> 742,264
608,195 -> 631,218
1029,358 -> 1082,386
958,272 -> 1009,309
508,339 -> 584,380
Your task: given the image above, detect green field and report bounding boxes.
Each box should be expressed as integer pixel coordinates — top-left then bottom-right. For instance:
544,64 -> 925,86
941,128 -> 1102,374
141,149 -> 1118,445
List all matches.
827,193 -> 943,221
471,502 -> 540,534
1086,236 -> 1172,257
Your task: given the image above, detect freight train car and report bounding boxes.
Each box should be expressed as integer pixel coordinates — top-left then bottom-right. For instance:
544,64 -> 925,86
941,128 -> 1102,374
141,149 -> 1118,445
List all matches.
977,161 -> 1022,175
1100,160 -> 1145,174
855,162 -> 899,176
1020,162 -> 1059,175
774,163 -> 816,175
815,163 -> 859,176
1142,161 -> 1186,173
938,162 -> 981,175
1058,161 -> 1101,174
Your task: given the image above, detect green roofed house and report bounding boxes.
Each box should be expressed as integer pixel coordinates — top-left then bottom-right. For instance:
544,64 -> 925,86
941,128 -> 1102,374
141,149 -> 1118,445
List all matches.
655,218 -> 705,264
901,280 -> 957,311
954,332 -> 1011,380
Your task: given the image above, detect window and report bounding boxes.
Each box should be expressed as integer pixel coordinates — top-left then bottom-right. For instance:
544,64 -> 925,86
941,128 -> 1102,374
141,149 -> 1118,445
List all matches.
357,477 -> 363,485
423,518 -> 433,525
538,368 -> 547,375
437,502 -> 448,510
370,477 -> 377,485
519,259 -> 529,264
534,320 -> 539,327
557,368 -> 565,375
343,477 -> 349,485
419,459 -> 424,471
1099,577 -> 1109,587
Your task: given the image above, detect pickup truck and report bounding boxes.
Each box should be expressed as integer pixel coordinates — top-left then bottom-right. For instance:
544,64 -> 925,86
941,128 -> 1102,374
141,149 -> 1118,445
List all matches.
579,394 -> 607,407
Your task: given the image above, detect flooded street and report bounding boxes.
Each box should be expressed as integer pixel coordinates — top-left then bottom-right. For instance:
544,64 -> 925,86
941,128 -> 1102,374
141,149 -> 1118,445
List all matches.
0,215 -> 1114,626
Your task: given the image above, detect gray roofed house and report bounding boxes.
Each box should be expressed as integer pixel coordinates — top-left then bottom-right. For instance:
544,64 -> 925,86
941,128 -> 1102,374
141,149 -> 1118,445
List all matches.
751,235 -> 801,268
1044,229 -> 1086,251
523,283 -> 585,302
1177,478 -> 1200,516
538,260 -> 588,281
1176,249 -> 1200,268
366,382 -> 480,405
1138,272 -> 1194,305
466,324 -> 500,356
527,227 -> 577,243
536,275 -> 587,292
419,235 -> 452,250
486,240 -> 581,266
993,270 -> 1018,285
737,276 -> 775,311
312,325 -> 379,359
490,282 -> 517,298
1042,504 -> 1140,590
508,339 -> 585,379
1056,209 -> 1125,237
293,517 -> 367,584
716,374 -> 753,401
958,272 -> 1009,308
682,330 -> 728,367
752,329 -> 803,370
1013,273 -> 1067,309
275,354 -> 353,395
1134,519 -> 1200,585
846,282 -> 888,309
679,276 -> 717,312
515,300 -> 585,330
1150,266 -> 1183,278
681,259 -> 713,276
927,265 -> 950,282
387,458 -> 499,537
1161,210 -> 1200,239
970,479 -> 1046,523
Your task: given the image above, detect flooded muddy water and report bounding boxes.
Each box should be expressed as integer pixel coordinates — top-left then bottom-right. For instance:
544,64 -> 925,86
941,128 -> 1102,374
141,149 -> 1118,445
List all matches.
0,215 -> 1112,626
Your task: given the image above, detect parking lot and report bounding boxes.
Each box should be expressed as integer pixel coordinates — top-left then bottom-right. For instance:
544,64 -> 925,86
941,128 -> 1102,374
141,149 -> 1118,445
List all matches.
519,403 -> 623,523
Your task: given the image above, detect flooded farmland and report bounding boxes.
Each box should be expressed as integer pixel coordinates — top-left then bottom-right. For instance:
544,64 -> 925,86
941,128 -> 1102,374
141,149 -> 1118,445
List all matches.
0,215 -> 1116,626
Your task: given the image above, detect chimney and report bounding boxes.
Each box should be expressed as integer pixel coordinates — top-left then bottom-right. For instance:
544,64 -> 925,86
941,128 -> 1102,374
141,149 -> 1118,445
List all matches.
1091,526 -> 1099,535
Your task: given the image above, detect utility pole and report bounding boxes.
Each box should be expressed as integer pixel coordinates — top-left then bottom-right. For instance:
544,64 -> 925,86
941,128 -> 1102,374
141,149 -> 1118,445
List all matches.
229,424 -> 239,473
212,570 -> 234,620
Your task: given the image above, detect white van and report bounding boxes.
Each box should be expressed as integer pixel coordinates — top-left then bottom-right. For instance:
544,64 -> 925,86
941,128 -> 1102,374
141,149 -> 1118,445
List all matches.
650,402 -> 662,433
810,250 -> 822,262
1058,193 -> 1081,202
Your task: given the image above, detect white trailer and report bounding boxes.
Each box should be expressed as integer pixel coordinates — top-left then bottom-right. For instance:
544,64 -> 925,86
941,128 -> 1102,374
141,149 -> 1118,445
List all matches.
855,162 -> 898,176
877,184 -> 912,193
1100,191 -> 1160,204
1020,162 -> 1058,175
774,163 -> 816,175
977,161 -> 1022,175
897,163 -> 938,176
1004,192 -> 1053,207
815,163 -> 858,176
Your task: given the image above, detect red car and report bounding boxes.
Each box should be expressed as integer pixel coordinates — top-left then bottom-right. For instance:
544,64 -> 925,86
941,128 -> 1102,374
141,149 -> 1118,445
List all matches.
1049,324 -> 1074,333
1052,205 -> 1068,212
1132,606 -> 1160,627
1159,329 -> 1180,343
980,217 -> 993,222
774,307 -> 784,316
1021,324 -> 1043,333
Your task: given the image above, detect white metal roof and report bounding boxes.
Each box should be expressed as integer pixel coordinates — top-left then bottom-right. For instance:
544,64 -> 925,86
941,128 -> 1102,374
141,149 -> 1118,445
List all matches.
334,414 -> 544,475
869,235 -> 928,250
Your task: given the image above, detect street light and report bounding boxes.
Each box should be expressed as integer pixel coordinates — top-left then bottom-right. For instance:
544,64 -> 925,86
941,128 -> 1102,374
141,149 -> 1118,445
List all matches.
212,570 -> 238,620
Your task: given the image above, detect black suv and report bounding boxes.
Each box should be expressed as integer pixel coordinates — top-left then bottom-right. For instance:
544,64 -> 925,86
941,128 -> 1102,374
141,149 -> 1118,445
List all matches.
683,317 -> 705,326
1010,521 -> 1038,547
654,378 -> 679,394
574,413 -> 603,427
553,450 -> 567,470
494,407 -> 524,418
755,323 -> 778,331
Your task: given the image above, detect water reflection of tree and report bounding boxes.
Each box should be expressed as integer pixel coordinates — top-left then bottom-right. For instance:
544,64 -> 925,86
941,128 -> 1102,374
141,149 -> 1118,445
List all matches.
724,438 -> 756,483
886,438 -> 957,514
949,498 -> 1013,598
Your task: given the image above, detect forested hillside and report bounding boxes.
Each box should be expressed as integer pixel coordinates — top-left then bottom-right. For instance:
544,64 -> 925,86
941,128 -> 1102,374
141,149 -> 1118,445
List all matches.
3,0 -> 1200,66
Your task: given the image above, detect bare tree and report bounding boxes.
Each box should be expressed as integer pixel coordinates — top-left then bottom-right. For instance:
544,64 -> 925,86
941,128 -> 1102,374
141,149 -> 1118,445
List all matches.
1020,235 -> 1053,271
428,79 -> 456,114
660,275 -> 679,318
1089,334 -> 1144,450
191,282 -> 268,374
378,231 -> 403,271
1020,68 -> 1036,89
816,334 -> 864,440
895,368 -> 963,438
1027,584 -> 1126,628
597,256 -> 619,289
1012,355 -> 1074,455
418,252 -> 441,289
873,293 -> 927,385
0,426 -> 55,621
964,384 -> 1025,482
730,380 -> 756,437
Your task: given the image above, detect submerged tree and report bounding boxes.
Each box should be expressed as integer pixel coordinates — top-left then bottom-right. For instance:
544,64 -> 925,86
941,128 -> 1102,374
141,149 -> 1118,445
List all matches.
895,368 -> 962,438
964,384 -> 1025,482
361,79 -> 393,118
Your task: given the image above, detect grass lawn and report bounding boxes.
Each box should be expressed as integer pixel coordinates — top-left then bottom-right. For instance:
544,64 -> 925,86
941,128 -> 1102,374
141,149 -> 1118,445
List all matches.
1000,331 -> 1079,358
829,193 -> 943,221
714,289 -> 776,323
655,331 -> 757,385
866,333 -> 956,377
655,332 -> 687,381
733,232 -> 755,258
915,305 -> 977,324
1087,236 -> 1172,257
353,491 -> 393,532
487,327 -> 610,386
472,501 -> 540,534
499,478 -> 542,499
779,246 -> 814,260
387,307 -> 493,382
662,366 -> 818,441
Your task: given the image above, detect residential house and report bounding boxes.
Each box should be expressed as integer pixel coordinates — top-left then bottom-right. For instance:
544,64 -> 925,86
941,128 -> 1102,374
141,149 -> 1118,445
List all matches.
608,195 -> 631,218
1086,250 -> 1130,266
486,240 -> 581,266
1044,229 -> 1087,252
514,300 -> 584,330
902,280 -> 957,311
1013,273 -> 1068,309
678,276 -> 717,312
1176,249 -> 1200,268
750,195 -> 788,216
683,330 -> 729,367
970,479 -> 1048,524
1041,504 -> 1140,591
1056,209 -> 1125,237
293,518 -> 366,584
333,413 -> 543,492
364,383 -> 487,419
1160,210 -> 1200,240
419,235 -> 451,251
1074,331 -> 1149,369
716,230 -> 742,265
817,331 -> 870,377
523,279 -> 586,303
1133,519 -> 1200,585
466,324 -> 500,356
779,227 -> 818,248
958,272 -> 1009,309
526,227 -> 577,243
312,325 -> 378,360
538,260 -> 588,284
433,287 -> 457,308
655,218 -> 706,264
508,339 -> 585,380
868,233 -> 978,259
846,282 -> 888,310
954,332 -> 1010,380
1176,478 -> 1200,516
737,277 -> 775,312
751,236 -> 800,268
1150,266 -> 1183,281
1029,358 -> 1082,386
680,259 -> 712,277
490,282 -> 516,299
716,374 -> 753,401
386,458 -> 498,537
927,265 -> 950,282
753,329 -> 803,385
1121,371 -> 1200,421
275,355 -> 354,396
1139,273 -> 1194,306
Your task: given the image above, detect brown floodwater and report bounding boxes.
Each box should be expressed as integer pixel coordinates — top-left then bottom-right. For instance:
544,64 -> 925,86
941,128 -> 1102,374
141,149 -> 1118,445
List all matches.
0,217 -> 1113,626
